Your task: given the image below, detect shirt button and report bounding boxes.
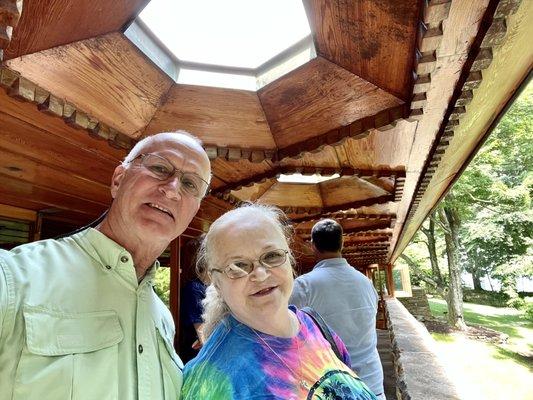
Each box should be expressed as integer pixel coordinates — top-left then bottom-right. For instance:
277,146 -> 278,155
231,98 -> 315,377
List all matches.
120,256 -> 129,263
105,265 -> 112,270
138,344 -> 143,354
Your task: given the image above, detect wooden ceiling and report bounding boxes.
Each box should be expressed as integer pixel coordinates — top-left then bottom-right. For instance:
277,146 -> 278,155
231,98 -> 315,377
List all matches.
0,0 -> 530,269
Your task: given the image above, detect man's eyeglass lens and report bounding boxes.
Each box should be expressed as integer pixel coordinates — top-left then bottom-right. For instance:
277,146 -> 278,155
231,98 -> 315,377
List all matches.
139,154 -> 208,198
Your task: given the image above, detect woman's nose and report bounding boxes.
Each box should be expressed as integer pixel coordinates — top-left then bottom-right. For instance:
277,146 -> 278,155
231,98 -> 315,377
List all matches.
249,263 -> 269,281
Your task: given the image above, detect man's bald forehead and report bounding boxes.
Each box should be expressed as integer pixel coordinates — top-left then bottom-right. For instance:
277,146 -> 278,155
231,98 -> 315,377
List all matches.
124,131 -> 206,164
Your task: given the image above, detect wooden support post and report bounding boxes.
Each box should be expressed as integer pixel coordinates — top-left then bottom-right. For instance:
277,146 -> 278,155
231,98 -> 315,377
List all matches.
169,237 -> 181,351
385,263 -> 395,298
32,212 -> 43,242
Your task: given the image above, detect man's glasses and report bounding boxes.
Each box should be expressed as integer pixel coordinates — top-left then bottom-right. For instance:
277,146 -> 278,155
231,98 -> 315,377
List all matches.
211,249 -> 289,279
130,153 -> 210,199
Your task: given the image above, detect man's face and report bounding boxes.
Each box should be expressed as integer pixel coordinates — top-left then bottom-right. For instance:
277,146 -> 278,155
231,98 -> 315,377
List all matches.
109,136 -> 211,245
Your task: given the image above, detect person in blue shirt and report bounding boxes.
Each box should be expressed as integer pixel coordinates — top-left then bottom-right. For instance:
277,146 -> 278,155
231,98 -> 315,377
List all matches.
290,219 -> 385,399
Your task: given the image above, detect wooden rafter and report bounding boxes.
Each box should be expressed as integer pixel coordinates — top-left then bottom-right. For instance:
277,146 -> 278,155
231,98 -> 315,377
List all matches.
405,0 -> 522,223
212,166 -> 406,196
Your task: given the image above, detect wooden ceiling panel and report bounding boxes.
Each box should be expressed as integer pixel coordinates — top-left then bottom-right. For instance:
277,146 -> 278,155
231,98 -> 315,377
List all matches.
5,32 -> 173,137
0,175 -> 107,216
144,84 -> 276,149
305,0 -> 421,101
258,183 -> 322,208
0,111 -> 116,186
4,0 -> 149,60
0,89 -> 124,162
278,146 -> 340,168
210,158 -> 273,185
232,180 -> 277,202
320,176 -> 389,207
258,57 -> 404,149
335,120 -> 417,168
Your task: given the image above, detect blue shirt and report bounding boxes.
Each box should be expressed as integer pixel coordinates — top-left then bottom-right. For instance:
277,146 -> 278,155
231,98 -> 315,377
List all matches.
290,258 -> 383,396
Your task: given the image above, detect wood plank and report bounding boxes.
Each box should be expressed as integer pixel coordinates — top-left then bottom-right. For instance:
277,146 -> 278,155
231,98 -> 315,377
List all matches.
0,111 -> 117,185
0,203 -> 36,221
6,32 -> 173,137
0,148 -> 111,204
257,182 -> 322,208
4,0 -> 149,59
144,84 -> 276,149
210,158 -> 273,184
0,176 -> 107,216
320,177 -> 390,207
305,0 -> 421,101
258,57 -> 404,149
334,119 -> 416,170
394,0 -> 533,260
0,87 -> 125,162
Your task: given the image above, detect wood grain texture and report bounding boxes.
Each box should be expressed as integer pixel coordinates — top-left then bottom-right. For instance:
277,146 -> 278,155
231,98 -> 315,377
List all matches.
0,148 -> 111,205
144,84 -> 276,149
0,111 -> 116,186
6,32 -> 173,137
258,57 -> 404,149
257,183 -> 322,208
0,88 -> 125,162
0,174 -> 107,216
305,0 -> 422,101
320,176 -> 390,207
4,0 -> 149,59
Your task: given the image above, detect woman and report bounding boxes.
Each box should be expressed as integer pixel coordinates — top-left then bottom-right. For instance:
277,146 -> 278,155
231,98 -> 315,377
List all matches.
181,204 -> 377,399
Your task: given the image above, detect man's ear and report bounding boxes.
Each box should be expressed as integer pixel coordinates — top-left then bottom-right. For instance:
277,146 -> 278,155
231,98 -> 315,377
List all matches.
110,165 -> 126,199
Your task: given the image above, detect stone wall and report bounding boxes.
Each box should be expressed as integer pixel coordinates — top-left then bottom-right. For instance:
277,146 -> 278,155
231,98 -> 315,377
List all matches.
398,286 -> 433,321
385,298 -> 461,400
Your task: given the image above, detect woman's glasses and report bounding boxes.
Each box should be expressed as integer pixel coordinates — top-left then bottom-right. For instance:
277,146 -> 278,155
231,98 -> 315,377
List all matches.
211,249 -> 289,279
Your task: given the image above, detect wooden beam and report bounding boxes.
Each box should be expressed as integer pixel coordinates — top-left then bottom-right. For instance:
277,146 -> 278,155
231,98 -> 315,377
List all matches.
0,203 -> 36,221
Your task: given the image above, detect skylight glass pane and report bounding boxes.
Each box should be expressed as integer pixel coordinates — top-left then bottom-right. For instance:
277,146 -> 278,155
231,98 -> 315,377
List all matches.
278,173 -> 340,184
139,0 -> 312,68
178,69 -> 257,91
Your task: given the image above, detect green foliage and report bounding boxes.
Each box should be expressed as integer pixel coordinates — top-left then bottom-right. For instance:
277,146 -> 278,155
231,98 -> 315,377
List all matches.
462,288 -> 509,307
525,303 -> 533,322
153,267 -> 171,308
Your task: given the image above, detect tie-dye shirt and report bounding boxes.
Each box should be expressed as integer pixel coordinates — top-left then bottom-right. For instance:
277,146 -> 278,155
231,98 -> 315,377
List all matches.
181,306 -> 377,399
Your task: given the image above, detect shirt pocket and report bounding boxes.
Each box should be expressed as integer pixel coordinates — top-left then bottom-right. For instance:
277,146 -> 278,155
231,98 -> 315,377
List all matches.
13,306 -> 124,400
156,327 -> 183,400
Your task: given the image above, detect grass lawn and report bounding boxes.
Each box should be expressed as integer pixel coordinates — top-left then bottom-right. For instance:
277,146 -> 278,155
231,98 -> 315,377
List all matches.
428,298 -> 533,399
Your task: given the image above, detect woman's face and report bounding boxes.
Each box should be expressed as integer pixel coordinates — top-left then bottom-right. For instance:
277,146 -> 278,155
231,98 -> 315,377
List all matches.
209,214 -> 293,328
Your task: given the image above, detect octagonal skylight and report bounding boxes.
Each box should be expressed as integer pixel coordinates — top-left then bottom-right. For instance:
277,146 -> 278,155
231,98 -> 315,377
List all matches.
126,0 -> 315,90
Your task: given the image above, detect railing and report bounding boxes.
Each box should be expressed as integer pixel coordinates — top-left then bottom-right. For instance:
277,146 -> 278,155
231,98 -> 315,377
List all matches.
385,298 -> 461,400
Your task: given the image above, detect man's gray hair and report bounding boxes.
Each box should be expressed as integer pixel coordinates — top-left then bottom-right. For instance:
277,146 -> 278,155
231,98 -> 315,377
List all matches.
122,131 -> 204,166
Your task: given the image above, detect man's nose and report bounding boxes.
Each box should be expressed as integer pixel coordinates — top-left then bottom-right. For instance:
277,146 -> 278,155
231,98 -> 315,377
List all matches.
159,176 -> 182,200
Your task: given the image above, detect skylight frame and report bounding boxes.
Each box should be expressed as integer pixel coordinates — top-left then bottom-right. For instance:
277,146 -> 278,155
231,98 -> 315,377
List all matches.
124,14 -> 316,91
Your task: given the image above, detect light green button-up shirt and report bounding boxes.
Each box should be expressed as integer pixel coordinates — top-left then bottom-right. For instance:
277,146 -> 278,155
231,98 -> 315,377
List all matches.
0,228 -> 183,400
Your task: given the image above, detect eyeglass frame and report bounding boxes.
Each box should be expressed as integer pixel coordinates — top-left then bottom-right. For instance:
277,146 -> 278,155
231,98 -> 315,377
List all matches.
210,249 -> 290,279
128,153 -> 211,198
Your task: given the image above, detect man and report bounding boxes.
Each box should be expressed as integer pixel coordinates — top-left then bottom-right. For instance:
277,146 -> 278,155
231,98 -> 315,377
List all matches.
0,131 -> 211,399
290,219 -> 385,399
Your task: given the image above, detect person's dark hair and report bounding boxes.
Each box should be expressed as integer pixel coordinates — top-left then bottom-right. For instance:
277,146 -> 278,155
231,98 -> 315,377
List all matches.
311,219 -> 343,253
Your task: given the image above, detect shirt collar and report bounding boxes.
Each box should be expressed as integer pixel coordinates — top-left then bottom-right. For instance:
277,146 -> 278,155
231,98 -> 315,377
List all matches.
72,228 -> 159,284
314,257 -> 349,270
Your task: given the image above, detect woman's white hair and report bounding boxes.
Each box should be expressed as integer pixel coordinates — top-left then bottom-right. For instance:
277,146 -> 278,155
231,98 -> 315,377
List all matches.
198,203 -> 294,338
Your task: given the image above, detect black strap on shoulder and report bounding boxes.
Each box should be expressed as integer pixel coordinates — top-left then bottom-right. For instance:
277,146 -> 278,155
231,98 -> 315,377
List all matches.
300,307 -> 343,361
